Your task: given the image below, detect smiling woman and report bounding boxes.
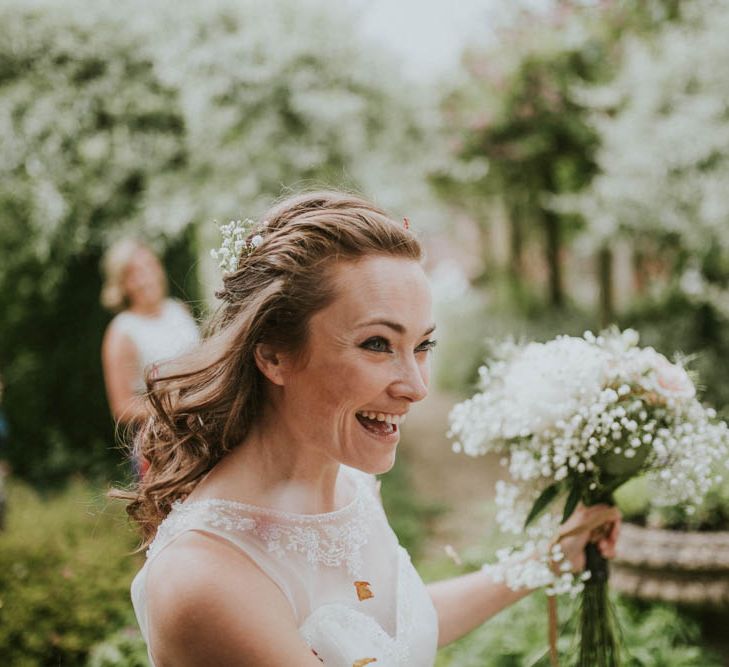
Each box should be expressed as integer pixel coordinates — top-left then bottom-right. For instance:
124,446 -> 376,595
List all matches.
115,190 -> 619,667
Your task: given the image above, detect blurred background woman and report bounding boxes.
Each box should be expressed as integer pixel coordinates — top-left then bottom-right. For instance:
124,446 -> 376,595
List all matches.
100,240 -> 200,474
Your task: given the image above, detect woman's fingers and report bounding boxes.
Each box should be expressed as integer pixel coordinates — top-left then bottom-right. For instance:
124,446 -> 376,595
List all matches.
596,513 -> 622,559
597,536 -> 616,559
557,503 -> 623,571
563,503 -> 622,559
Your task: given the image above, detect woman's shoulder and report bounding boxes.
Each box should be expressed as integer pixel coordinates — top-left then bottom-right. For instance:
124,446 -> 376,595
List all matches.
146,530 -> 282,622
104,309 -> 144,344
102,312 -> 137,354
147,529 -> 255,594
145,531 -> 318,665
106,308 -> 133,331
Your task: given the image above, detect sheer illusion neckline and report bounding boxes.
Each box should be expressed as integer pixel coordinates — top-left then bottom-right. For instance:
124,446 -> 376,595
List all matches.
175,467 -> 364,524
148,468 -> 373,575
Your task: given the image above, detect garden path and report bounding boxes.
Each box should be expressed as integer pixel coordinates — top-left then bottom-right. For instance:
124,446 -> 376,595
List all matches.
399,390 -> 504,561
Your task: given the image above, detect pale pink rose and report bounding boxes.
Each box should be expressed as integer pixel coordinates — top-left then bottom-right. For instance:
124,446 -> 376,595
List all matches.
653,356 -> 695,400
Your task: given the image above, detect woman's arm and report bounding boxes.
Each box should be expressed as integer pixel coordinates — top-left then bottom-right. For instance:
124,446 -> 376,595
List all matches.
428,503 -> 621,647
101,325 -> 149,425
146,532 -> 325,667
428,566 -> 532,647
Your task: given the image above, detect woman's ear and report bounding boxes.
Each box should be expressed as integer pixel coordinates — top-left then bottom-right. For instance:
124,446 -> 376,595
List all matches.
253,343 -> 289,386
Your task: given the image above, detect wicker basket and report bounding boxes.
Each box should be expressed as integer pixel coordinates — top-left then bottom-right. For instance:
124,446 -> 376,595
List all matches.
611,522 -> 729,607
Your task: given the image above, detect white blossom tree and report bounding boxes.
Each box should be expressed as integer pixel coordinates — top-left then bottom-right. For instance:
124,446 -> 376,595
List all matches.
1,0 -> 443,297
120,0 -> 444,292
561,0 -> 729,262
0,7 -> 187,296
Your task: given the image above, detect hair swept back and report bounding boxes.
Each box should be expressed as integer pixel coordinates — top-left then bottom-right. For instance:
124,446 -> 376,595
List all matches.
114,190 -> 422,547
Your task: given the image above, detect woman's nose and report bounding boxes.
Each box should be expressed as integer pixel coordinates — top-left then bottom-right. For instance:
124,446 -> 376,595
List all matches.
391,357 -> 429,403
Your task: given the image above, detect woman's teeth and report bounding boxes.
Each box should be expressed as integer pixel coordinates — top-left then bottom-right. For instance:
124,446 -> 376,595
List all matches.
357,411 -> 406,425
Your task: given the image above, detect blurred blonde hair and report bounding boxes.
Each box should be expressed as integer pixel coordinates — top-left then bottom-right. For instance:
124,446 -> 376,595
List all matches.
100,239 -> 160,312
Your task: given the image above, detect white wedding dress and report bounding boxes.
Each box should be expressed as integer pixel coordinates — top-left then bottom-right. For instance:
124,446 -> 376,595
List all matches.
131,466 -> 439,666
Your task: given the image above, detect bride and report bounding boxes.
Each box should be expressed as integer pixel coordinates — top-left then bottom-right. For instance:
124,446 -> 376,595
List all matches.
121,191 -> 620,666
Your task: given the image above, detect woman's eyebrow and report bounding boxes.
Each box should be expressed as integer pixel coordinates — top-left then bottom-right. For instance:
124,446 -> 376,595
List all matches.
357,319 -> 436,336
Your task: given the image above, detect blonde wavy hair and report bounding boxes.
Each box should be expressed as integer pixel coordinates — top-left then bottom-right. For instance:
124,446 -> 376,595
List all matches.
116,190 -> 422,547
100,239 -> 166,312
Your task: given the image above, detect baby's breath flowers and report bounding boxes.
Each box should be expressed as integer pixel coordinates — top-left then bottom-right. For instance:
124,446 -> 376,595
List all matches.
449,328 -> 729,597
210,219 -> 269,273
451,328 -> 729,664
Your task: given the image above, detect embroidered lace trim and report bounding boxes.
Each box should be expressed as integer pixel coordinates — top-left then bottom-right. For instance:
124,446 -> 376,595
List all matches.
146,473 -> 372,577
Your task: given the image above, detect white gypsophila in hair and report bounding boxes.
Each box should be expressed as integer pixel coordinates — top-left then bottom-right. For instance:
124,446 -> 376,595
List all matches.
210,219 -> 269,273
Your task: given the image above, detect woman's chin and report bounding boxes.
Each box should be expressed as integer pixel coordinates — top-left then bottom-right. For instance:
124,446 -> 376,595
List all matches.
349,449 -> 398,476
374,454 -> 397,475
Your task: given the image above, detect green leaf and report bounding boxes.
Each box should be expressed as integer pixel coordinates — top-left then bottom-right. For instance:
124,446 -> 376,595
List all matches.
562,483 -> 582,524
525,482 -> 562,528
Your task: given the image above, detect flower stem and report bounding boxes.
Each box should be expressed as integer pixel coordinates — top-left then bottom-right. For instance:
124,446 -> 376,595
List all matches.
576,543 -> 620,667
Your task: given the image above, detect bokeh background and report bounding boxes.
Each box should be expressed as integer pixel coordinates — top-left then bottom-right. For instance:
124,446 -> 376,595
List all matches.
2,0 -> 729,664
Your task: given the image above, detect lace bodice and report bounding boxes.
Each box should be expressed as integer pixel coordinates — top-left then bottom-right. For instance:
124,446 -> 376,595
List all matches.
131,467 -> 439,666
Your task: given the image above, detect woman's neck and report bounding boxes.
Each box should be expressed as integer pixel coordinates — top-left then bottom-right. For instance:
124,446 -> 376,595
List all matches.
192,420 -> 345,514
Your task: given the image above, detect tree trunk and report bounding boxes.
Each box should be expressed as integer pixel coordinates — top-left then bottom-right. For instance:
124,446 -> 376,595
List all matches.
543,209 -> 564,308
508,197 -> 524,284
633,246 -> 647,296
598,245 -> 614,327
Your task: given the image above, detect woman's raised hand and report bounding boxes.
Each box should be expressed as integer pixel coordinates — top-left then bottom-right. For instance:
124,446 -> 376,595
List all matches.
557,503 -> 622,573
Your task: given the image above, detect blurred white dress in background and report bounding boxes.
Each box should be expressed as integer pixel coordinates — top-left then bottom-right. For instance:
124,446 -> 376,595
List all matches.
110,298 -> 200,393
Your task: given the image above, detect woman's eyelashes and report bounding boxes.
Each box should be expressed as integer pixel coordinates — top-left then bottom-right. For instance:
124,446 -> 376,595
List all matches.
360,336 -> 438,354
416,339 -> 438,353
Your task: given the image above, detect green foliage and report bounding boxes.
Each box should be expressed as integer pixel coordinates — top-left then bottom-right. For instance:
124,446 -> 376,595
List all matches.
380,451 -> 446,562
87,626 -> 148,667
525,481 -> 563,528
435,2 -> 621,307
430,268 -> 492,393
434,572 -> 721,666
0,479 -> 141,666
623,290 -> 729,414
435,1 -> 692,311
0,7 -> 188,294
616,467 -> 729,531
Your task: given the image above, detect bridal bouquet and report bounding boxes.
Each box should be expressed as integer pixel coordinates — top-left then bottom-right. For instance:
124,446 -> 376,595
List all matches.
449,328 -> 729,666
